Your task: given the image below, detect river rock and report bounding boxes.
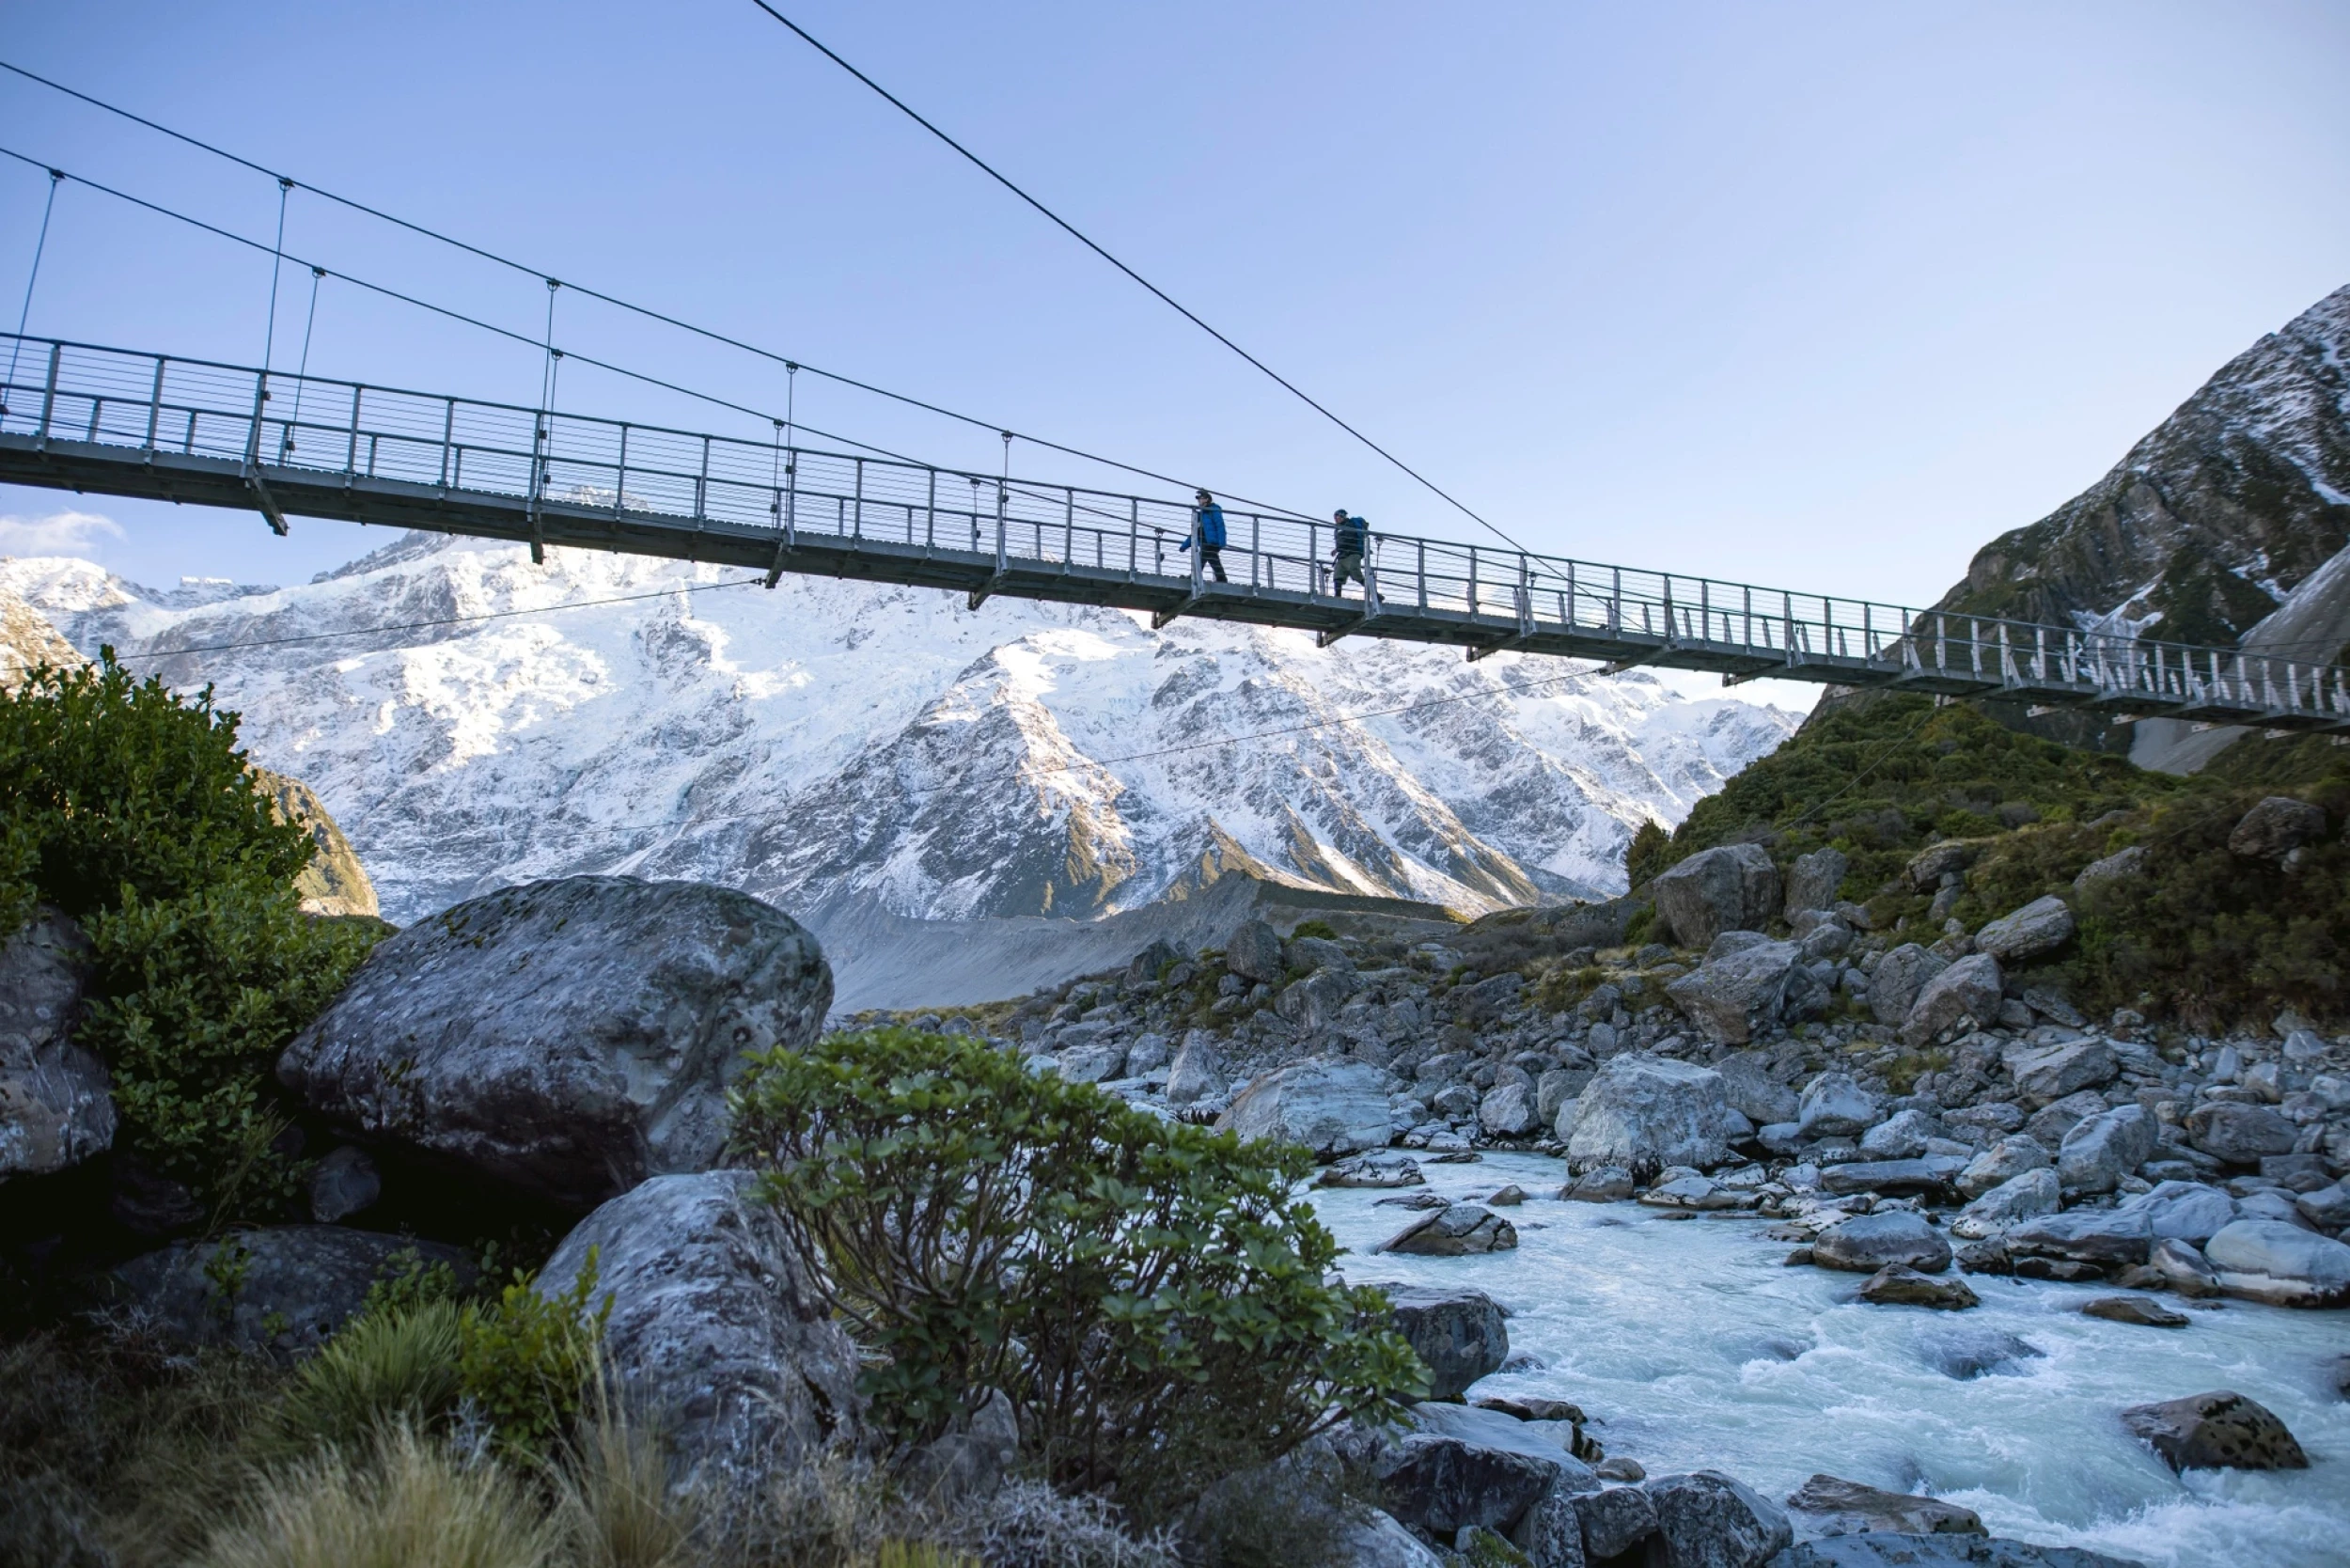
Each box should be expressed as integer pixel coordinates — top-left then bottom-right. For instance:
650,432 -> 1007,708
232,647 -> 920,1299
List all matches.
1667,941 -> 1818,1046
277,877 -> 830,1210
1958,1136 -> 2051,1199
1818,1156 -> 1966,1199
1376,1282 -> 1510,1401
1336,1509 -> 1447,1568
1537,1068 -> 1590,1127
2227,796 -> 2326,862
2023,1090 -> 2111,1151
1057,1041 -> 1126,1083
1814,1211 -> 1952,1274
1859,1264 -> 1980,1309
1562,1053 -> 1744,1173
1378,1403 -> 1598,1541
2185,1102 -> 2298,1166
1380,1202 -> 1519,1256
1868,945 -> 1949,1027
1783,1474 -> 1985,1537
1645,1469 -> 1792,1568
1972,897 -> 2076,963
2057,1105 -> 2156,1195
1900,955 -> 2004,1049
1224,919 -> 1285,984
1950,1168 -> 2060,1239
1481,1080 -> 1543,1137
2146,1237 -> 2222,1297
1323,1154 -> 1425,1189
536,1169 -> 864,1486
1785,848 -> 1849,917
1859,1108 -> 1941,1160
0,907 -> 112,1182
2005,1209 -> 2151,1269
1798,1073 -> 1880,1139
108,1226 -> 473,1358
2201,1218 -> 2350,1307
1224,1057 -> 1390,1157
1564,1166 -> 1636,1202
2116,1182 -> 2238,1247
1650,844 -> 1780,949
2121,1389 -> 2308,1471
1716,1054 -> 1801,1127
2082,1294 -> 2189,1327
1915,1326 -> 2044,1381
1166,1030 -> 1223,1105
2003,1038 -> 2118,1108
1574,1483 -> 1659,1560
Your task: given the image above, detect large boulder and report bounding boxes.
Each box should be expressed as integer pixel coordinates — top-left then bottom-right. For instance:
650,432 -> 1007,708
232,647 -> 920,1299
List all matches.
1223,919 -> 1285,985
2121,1389 -> 2307,1471
1378,1403 -> 1598,1542
1665,942 -> 1821,1045
1784,848 -> 1850,917
1858,1264 -> 1980,1310
0,907 -> 113,1182
2005,1209 -> 2151,1269
108,1226 -> 472,1358
1813,1211 -> 1952,1275
2056,1105 -> 2156,1195
1223,1058 -> 1390,1157
1561,1054 -> 1744,1173
1900,954 -> 2004,1048
1817,1156 -> 1966,1199
2184,1101 -> 2298,1166
2201,1219 -> 2350,1308
1716,1054 -> 1800,1127
1798,1073 -> 1880,1139
1375,1283 -> 1510,1402
1645,1470 -> 1792,1568
1972,897 -> 2076,963
1867,946 -> 1948,1027
277,877 -> 830,1210
1904,840 -> 1984,891
1782,1474 -> 1984,1538
1957,1136 -> 2051,1199
1949,1168 -> 2060,1239
537,1170 -> 863,1486
2003,1038 -> 2118,1107
1276,968 -> 1362,1033
1165,1030 -> 1223,1105
1480,1080 -> 1542,1137
1651,845 -> 1780,949
2226,796 -> 2326,862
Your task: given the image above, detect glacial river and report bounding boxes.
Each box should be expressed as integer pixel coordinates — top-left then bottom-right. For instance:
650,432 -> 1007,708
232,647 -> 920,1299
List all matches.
1309,1152 -> 2349,1568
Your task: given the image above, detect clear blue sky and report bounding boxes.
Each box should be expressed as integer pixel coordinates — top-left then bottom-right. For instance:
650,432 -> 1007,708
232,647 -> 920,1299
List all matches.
2,0 -> 2345,618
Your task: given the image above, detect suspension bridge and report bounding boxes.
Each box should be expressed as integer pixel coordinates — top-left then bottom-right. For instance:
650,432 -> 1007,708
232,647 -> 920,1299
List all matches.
2,329 -> 2346,733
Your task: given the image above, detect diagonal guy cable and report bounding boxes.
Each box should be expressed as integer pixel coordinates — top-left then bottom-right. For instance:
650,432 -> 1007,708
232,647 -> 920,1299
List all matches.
743,1 -> 1530,555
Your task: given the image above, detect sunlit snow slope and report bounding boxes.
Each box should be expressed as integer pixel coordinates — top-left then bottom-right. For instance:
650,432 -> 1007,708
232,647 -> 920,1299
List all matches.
3,532 -> 1796,926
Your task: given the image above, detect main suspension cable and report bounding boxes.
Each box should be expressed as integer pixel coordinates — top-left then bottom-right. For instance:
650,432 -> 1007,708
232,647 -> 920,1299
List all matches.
0,56 -> 1316,522
740,2 -> 1529,555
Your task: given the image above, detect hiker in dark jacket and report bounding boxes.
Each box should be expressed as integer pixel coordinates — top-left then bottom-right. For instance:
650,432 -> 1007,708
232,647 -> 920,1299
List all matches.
1180,489 -> 1229,582
1332,509 -> 1368,595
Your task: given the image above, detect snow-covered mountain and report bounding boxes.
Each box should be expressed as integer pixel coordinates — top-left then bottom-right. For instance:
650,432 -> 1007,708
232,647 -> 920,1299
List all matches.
2,532 -> 1797,927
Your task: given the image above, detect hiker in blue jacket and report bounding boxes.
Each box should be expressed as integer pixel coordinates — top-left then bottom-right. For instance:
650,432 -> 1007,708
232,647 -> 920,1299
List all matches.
1332,508 -> 1369,595
1179,489 -> 1229,582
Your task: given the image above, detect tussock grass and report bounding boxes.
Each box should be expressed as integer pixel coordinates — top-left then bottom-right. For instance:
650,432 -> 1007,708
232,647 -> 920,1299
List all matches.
271,1299 -> 464,1456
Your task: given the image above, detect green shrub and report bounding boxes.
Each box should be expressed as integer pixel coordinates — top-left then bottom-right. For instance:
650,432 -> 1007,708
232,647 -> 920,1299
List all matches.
457,1254 -> 610,1459
1287,919 -> 1339,941
1622,820 -> 1668,888
274,1302 -> 465,1456
0,652 -> 384,1219
729,1027 -> 1426,1525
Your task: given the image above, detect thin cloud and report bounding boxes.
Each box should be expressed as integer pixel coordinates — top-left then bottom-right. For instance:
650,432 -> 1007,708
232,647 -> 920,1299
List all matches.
0,510 -> 126,557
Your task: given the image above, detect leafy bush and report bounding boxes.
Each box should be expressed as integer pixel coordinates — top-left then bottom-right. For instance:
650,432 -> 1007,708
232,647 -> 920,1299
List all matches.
457,1255 -> 611,1459
728,1027 -> 1425,1525
0,652 -> 384,1217
1622,820 -> 1668,888
1287,918 -> 1339,941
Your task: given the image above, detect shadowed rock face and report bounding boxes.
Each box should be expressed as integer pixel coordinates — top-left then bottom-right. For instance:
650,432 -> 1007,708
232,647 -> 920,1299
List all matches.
278,875 -> 831,1210
0,908 -> 112,1182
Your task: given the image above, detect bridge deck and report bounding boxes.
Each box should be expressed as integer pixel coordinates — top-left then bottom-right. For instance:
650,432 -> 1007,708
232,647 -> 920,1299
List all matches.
2,332 -> 2343,732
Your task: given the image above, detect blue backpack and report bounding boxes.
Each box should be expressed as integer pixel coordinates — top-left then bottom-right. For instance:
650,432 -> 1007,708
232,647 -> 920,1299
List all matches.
1336,514 -> 1367,552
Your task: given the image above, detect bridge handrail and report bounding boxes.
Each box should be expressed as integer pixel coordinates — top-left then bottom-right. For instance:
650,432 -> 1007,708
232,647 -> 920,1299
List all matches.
2,329 -> 2345,726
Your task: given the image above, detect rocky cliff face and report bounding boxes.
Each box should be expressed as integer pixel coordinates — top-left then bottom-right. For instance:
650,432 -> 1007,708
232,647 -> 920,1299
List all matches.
1937,282 -> 2350,649
1,534 -> 1797,927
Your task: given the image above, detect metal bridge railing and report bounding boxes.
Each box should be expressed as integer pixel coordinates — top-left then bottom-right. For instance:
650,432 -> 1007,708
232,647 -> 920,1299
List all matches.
3,331 -> 2346,728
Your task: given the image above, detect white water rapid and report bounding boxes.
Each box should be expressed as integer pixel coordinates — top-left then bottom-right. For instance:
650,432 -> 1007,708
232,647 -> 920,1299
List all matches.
1312,1152 -> 2349,1568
